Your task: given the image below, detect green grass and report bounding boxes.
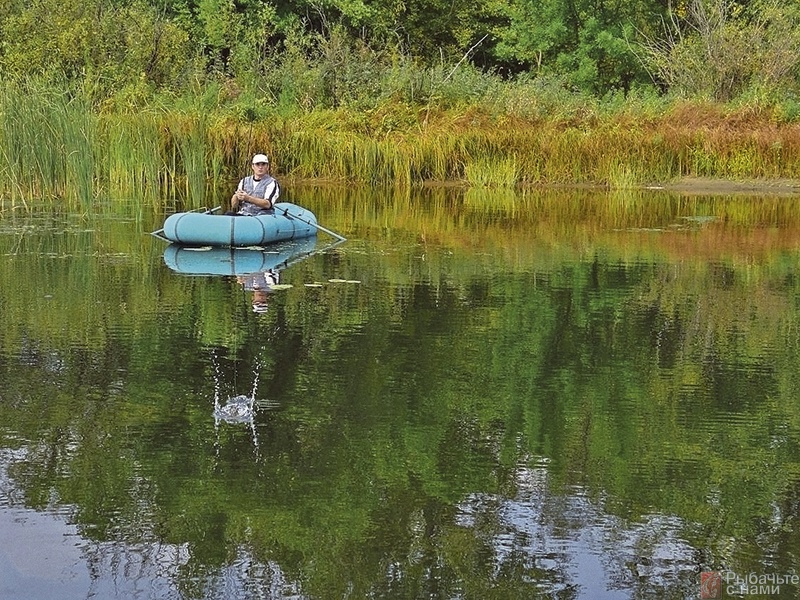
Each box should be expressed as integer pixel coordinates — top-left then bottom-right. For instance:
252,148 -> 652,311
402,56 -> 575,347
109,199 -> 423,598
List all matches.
4,78 -> 800,211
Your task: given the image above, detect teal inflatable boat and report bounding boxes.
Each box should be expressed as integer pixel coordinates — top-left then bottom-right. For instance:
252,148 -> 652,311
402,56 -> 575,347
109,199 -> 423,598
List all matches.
159,202 -> 319,247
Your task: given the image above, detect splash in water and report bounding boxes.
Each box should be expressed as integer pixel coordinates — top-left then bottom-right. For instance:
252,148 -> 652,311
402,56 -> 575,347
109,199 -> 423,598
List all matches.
213,394 -> 255,424
210,350 -> 263,457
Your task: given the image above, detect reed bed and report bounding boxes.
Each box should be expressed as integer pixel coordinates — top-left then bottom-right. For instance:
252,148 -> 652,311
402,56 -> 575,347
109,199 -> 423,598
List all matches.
0,82 -> 97,208
4,85 -> 800,211
103,113 -> 164,208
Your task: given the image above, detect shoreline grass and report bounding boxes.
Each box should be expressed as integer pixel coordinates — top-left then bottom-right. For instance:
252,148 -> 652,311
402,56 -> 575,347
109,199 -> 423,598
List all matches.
3,83 -> 800,210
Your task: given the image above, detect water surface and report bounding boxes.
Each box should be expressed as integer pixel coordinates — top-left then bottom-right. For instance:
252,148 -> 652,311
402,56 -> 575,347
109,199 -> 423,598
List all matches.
1,186 -> 799,599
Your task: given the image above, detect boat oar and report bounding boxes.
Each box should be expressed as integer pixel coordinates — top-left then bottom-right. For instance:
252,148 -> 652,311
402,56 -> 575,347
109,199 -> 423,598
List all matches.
277,206 -> 347,242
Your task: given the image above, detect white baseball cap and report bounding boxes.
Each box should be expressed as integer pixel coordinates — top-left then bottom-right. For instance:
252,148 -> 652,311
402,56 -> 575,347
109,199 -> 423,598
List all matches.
252,154 -> 269,164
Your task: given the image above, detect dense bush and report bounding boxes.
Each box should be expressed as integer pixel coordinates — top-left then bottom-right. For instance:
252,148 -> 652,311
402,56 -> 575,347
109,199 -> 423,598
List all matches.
2,0 -> 799,107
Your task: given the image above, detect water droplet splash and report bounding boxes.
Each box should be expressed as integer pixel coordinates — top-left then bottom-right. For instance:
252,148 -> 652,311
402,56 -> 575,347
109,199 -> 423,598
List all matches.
213,394 -> 255,424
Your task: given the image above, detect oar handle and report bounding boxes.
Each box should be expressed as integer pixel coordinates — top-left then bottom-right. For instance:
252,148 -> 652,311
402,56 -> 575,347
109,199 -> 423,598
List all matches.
279,207 -> 347,242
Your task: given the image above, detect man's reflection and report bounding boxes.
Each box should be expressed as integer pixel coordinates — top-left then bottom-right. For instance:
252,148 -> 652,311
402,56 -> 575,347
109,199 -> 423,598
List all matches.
237,269 -> 280,313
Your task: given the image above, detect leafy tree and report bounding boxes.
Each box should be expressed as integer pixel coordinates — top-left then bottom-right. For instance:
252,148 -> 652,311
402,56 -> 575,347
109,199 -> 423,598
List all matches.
3,0 -> 799,103
189,0 -> 274,77
0,0 -> 192,100
487,0 -> 669,93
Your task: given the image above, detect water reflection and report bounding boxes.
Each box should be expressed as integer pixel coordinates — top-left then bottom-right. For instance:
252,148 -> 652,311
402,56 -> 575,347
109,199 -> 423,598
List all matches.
162,237 -> 321,277
456,461 -> 699,599
0,186 -> 799,599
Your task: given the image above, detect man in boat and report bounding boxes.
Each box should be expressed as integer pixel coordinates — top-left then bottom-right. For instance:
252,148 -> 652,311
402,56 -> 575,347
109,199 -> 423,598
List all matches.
228,153 -> 281,215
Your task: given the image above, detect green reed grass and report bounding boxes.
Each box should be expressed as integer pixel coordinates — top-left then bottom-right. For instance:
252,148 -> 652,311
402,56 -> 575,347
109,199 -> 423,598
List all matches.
6,79 -> 800,211
606,163 -> 640,190
464,157 -> 520,187
63,109 -> 96,210
0,82 -> 99,209
1,84 -> 62,202
102,113 -> 164,208
170,117 -> 210,208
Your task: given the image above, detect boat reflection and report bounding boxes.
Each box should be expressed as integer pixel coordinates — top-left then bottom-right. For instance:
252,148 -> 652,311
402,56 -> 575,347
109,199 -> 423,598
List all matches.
162,236 -> 321,276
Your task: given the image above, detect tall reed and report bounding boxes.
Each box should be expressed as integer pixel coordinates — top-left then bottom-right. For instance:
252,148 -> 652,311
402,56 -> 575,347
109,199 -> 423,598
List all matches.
168,114 -> 222,209
102,113 -> 164,209
4,80 -> 800,212
0,80 -> 97,209
0,86 -> 235,212
464,157 -> 520,187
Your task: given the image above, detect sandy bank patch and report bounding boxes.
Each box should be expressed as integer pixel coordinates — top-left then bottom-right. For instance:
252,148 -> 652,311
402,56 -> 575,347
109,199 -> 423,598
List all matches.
651,177 -> 800,196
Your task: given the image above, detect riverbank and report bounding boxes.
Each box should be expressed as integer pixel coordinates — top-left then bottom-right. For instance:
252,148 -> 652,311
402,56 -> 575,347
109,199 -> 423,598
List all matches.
652,177 -> 800,196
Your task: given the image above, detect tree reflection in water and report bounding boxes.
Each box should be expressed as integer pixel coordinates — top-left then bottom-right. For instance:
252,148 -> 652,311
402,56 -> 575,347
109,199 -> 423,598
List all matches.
1,187 -> 800,598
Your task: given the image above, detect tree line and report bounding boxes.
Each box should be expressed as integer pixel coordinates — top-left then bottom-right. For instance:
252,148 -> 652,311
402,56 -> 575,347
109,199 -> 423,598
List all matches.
1,0 -> 799,110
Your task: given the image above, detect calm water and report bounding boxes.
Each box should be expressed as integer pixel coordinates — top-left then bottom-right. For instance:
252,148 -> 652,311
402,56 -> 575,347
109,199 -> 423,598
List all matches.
1,186 -> 799,600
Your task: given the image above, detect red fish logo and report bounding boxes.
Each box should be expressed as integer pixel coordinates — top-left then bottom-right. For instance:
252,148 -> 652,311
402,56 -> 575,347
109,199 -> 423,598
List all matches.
700,571 -> 722,599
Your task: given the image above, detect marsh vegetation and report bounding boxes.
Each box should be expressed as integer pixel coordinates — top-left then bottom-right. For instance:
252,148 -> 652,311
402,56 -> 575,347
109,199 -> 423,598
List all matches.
2,0 -> 800,210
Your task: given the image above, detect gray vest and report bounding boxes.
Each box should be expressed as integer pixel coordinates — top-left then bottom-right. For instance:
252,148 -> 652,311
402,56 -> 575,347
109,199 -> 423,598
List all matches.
238,176 -> 280,215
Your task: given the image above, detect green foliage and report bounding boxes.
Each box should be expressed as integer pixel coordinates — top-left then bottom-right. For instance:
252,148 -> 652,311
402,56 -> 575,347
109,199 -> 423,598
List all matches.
0,0 -> 193,104
2,0 -> 800,104
489,0 -> 664,94
773,95 -> 800,123
638,0 -> 800,101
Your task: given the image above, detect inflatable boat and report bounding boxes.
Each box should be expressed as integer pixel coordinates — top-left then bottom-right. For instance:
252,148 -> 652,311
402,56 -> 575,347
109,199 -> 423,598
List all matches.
158,203 -> 319,247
